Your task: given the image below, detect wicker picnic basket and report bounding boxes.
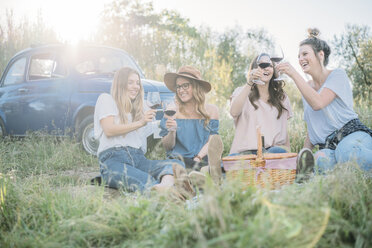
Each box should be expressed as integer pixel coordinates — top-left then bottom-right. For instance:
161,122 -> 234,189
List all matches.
222,127 -> 297,189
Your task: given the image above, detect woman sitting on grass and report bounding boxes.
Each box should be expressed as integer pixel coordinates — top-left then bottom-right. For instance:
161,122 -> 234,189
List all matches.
229,53 -> 293,156
276,28 -> 372,172
94,67 -> 187,193
160,66 -> 224,182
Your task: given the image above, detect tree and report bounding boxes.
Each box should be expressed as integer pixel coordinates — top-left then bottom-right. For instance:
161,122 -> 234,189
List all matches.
332,24 -> 372,99
95,0 -> 210,81
94,0 -> 276,104
215,27 -> 274,100
0,9 -> 58,76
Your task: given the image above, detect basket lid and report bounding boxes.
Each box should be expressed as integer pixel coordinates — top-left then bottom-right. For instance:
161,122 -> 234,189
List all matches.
222,152 -> 297,161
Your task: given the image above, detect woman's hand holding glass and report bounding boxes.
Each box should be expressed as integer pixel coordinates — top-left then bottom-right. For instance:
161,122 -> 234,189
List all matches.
141,109 -> 156,126
275,61 -> 297,79
165,118 -> 178,132
163,100 -> 178,132
248,68 -> 264,86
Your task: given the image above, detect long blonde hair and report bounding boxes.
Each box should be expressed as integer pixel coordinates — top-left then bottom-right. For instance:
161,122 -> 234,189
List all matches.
111,67 -> 144,124
176,77 -> 210,125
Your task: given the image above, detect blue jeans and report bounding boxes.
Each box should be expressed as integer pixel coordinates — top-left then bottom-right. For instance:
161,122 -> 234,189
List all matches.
315,131 -> 372,172
98,146 -> 184,192
229,146 -> 288,156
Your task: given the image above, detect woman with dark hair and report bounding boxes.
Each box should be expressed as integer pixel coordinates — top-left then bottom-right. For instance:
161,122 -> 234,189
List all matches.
229,53 -> 292,156
276,28 -> 372,171
94,67 -> 189,194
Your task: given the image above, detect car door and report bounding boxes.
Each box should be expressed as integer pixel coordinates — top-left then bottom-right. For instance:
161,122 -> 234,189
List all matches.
20,51 -> 72,135
0,56 -> 29,134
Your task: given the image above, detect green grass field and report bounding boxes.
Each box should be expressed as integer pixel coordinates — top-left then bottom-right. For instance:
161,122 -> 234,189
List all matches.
0,100 -> 371,248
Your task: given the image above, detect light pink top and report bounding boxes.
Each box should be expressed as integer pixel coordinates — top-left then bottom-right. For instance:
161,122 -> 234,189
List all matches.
229,86 -> 293,154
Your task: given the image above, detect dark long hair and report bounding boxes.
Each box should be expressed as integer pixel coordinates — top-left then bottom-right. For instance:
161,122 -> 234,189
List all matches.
248,54 -> 288,119
300,28 -> 331,66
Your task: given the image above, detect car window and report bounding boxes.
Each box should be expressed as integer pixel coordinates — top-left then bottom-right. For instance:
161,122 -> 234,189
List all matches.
3,57 -> 27,86
75,52 -> 139,76
29,53 -> 67,80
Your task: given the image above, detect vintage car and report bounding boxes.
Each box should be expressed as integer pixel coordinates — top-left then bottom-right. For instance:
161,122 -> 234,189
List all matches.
0,44 -> 173,155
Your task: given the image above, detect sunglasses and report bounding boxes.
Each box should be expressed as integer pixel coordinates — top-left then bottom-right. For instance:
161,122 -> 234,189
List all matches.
258,62 -> 273,69
176,82 -> 191,91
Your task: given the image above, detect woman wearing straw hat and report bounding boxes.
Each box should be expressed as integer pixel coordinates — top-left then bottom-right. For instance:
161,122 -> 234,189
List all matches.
160,65 -> 224,182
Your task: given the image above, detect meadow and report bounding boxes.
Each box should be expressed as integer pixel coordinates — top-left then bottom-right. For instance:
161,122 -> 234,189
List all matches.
0,91 -> 371,248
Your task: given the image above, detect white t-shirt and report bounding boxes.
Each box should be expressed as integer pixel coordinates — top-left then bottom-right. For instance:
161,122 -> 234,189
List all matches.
303,69 -> 358,145
94,93 -> 154,155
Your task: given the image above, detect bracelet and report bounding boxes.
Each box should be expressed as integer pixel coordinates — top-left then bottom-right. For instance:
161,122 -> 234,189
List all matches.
247,81 -> 253,86
194,155 -> 202,161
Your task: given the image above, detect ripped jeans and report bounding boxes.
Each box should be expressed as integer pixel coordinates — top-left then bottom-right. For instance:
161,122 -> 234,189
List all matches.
98,146 -> 184,192
315,131 -> 372,172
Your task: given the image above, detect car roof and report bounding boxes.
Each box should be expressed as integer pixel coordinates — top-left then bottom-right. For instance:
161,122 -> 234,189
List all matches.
13,44 -> 145,77
14,43 -> 131,56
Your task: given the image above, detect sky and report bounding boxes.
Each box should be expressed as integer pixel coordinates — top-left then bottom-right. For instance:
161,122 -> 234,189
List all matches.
1,0 -> 372,72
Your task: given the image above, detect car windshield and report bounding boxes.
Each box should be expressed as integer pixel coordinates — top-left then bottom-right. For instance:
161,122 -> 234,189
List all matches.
74,48 -> 143,77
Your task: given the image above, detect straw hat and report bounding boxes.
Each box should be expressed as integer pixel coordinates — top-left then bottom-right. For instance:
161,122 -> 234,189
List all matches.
164,65 -> 211,93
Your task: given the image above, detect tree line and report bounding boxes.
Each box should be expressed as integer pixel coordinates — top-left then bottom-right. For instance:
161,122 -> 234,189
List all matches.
0,0 -> 371,103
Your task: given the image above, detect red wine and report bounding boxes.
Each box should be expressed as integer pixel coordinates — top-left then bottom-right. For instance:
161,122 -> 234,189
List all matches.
270,57 -> 283,63
164,110 -> 176,116
258,62 -> 271,69
150,104 -> 161,109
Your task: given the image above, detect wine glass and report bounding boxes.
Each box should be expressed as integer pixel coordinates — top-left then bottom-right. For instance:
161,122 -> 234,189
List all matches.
162,99 -> 178,131
163,99 -> 177,118
146,92 -> 161,122
252,53 -> 269,85
146,92 -> 161,110
271,45 -> 285,81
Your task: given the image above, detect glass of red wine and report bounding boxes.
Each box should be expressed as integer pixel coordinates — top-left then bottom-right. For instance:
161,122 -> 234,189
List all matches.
271,45 -> 285,81
146,92 -> 161,122
162,99 -> 178,131
252,53 -> 269,85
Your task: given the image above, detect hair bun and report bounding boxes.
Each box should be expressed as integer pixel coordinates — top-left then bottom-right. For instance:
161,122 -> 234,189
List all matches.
307,28 -> 320,38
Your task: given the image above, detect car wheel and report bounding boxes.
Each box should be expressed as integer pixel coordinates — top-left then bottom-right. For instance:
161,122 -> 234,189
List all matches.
0,118 -> 6,138
78,115 -> 99,156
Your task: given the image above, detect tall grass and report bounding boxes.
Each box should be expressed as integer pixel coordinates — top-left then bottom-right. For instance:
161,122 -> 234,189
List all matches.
0,98 -> 371,247
1,156 -> 371,247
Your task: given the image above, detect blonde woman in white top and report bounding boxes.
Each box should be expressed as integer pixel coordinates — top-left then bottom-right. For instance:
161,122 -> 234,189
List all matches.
94,67 -> 185,192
